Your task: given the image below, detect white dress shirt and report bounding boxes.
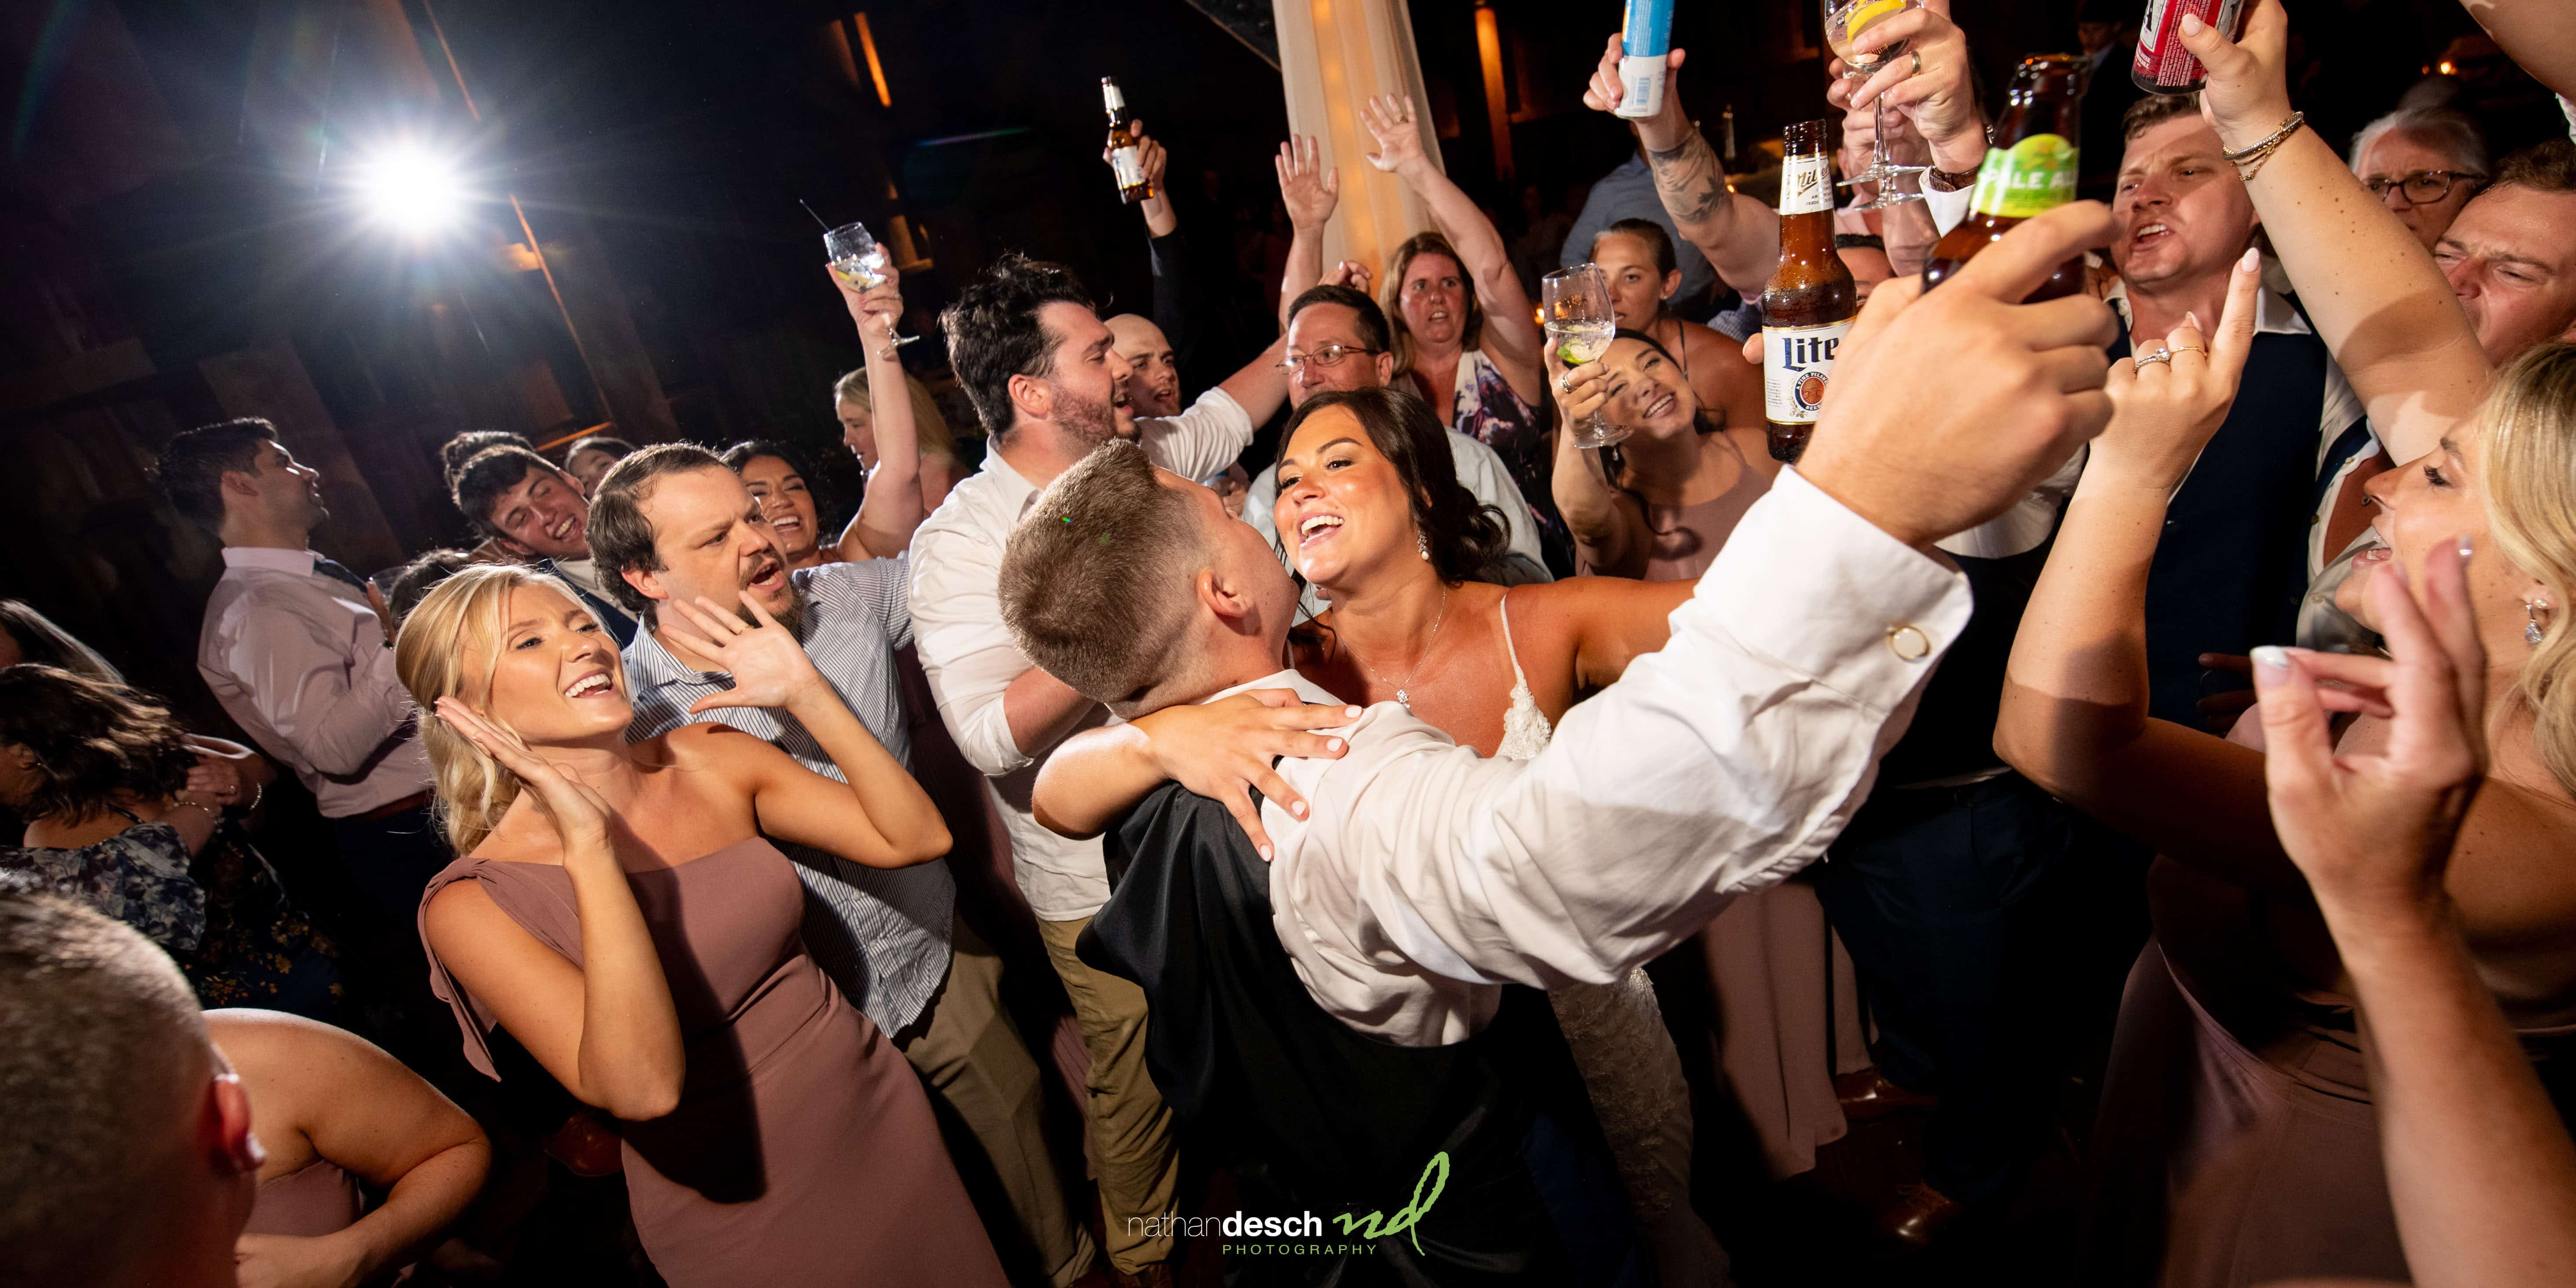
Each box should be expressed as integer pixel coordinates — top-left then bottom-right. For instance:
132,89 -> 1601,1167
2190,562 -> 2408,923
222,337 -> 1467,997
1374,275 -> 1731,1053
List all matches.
1228,468 -> 1971,1046
1241,428 -> 1552,619
196,547 -> 431,818
912,387 -> 1255,921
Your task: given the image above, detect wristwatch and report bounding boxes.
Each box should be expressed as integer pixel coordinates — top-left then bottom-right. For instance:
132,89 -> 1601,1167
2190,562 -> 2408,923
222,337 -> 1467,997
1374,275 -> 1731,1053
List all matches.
1925,165 -> 1979,192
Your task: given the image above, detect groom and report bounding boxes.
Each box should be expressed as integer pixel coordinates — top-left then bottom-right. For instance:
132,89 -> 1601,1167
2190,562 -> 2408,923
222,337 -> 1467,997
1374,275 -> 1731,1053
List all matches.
996,206 -> 2125,1283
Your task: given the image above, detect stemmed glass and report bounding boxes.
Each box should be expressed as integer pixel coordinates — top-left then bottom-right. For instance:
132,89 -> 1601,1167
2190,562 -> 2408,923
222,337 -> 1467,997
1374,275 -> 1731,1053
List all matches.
1827,0 -> 1927,210
823,220 -> 918,348
1540,265 -> 1627,449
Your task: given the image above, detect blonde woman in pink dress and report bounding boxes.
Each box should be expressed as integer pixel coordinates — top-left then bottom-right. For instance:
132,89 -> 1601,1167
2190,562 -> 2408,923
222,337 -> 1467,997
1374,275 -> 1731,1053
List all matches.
399,565 -> 1003,1288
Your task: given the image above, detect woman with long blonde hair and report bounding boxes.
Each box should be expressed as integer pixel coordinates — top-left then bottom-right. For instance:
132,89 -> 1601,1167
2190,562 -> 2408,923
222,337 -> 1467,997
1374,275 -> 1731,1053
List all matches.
1997,7 -> 2576,1280
395,564 -> 1003,1287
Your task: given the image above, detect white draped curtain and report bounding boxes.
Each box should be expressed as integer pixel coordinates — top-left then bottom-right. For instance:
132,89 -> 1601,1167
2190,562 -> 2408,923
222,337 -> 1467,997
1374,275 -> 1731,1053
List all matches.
1272,0 -> 1443,280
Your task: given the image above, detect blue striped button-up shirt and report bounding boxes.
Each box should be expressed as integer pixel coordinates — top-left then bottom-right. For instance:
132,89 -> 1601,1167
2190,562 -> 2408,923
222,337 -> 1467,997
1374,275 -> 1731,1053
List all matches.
622,555 -> 953,1036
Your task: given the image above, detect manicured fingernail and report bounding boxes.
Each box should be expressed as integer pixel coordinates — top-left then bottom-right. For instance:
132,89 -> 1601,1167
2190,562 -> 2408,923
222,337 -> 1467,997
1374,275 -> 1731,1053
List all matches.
2239,247 -> 2261,271
2456,534 -> 2475,561
2180,12 -> 2205,34
1326,738 -> 1344,752
2251,645 -> 2290,675
1293,801 -> 1308,816
2185,311 -> 2202,333
1345,706 -> 1362,718
1258,844 -> 1274,861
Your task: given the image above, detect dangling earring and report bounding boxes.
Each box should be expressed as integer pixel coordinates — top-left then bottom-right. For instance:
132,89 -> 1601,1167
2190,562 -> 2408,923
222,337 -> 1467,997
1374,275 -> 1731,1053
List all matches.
2529,597 -> 2552,648
1418,531 -> 1431,561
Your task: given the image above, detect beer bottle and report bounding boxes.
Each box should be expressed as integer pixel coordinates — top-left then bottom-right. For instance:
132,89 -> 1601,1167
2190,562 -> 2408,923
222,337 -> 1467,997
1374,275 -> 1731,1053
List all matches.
1922,54 -> 2087,301
1102,78 -> 1152,205
1761,119 -> 1856,465
2131,0 -> 2251,96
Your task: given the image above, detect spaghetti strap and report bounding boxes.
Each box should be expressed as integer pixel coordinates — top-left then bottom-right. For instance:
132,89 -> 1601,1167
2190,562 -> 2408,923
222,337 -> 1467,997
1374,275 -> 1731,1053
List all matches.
1496,591 -> 1530,687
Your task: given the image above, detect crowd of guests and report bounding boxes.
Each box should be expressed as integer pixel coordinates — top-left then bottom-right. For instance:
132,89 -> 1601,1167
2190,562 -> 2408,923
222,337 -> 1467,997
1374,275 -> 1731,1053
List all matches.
7,0 -> 2576,1285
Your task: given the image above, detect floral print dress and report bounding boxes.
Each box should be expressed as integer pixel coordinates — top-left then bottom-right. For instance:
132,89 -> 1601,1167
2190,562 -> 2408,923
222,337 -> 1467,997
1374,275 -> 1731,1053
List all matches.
4,813 -> 341,1017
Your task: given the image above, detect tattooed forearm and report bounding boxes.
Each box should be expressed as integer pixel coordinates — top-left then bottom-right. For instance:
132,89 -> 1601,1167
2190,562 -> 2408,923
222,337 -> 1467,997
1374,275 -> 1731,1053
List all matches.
1645,127 -> 1729,228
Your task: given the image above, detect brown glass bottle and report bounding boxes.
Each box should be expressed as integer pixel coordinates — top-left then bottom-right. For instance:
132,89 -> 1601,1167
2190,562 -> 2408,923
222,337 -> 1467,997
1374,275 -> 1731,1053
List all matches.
1761,119 -> 1856,464
1921,54 -> 2087,301
1103,78 -> 1152,205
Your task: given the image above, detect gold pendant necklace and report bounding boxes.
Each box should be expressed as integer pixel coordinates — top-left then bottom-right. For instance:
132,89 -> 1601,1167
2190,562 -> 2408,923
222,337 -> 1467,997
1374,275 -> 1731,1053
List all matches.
1356,585 -> 1452,714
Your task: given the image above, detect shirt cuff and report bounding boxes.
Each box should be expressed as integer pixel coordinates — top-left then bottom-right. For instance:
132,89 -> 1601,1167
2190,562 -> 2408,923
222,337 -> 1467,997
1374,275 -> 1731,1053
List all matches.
1924,183 -> 1973,237
1681,468 -> 1972,707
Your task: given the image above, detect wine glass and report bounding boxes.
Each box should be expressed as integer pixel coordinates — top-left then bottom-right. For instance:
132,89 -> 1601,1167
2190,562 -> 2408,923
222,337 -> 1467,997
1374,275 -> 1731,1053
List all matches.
1540,265 -> 1627,450
823,220 -> 918,348
1827,0 -> 1927,210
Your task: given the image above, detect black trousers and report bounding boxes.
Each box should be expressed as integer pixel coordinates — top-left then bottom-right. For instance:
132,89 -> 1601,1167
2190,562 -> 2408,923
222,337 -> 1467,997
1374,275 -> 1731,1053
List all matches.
1811,771 -> 2091,1205
330,804 -> 456,925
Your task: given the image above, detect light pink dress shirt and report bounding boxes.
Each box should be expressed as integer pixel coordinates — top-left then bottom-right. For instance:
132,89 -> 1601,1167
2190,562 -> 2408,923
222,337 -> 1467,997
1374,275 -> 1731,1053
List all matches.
195,547 -> 431,818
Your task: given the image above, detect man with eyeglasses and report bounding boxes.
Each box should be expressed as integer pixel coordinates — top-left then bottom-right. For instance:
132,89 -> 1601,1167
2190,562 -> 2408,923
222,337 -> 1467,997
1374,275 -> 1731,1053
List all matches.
1238,284 -> 1552,613
2432,140 -> 2576,365
2348,105 -> 2491,251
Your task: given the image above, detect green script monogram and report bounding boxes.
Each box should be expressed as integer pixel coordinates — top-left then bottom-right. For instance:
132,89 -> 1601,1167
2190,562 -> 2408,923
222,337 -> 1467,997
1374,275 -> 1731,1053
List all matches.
1330,1152 -> 1450,1253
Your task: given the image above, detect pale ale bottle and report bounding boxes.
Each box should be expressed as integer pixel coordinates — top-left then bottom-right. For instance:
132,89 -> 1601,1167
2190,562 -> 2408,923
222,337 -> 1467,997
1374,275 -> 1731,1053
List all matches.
1761,119 -> 1856,464
1922,54 -> 2087,301
1103,78 -> 1152,205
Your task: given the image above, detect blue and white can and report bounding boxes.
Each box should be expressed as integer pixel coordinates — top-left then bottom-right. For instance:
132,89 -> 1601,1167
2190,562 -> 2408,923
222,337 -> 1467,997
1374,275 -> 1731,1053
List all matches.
1614,0 -> 1674,119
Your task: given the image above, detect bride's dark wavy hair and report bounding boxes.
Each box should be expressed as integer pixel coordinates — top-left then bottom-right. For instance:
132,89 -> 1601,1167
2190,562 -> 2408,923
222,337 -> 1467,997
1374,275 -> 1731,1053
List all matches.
1272,385 -> 1514,591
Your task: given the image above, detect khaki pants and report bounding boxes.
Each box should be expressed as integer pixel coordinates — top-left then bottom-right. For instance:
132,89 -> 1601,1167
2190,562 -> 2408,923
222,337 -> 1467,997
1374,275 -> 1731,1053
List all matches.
1036,914 -> 1179,1273
900,917 -> 1099,1287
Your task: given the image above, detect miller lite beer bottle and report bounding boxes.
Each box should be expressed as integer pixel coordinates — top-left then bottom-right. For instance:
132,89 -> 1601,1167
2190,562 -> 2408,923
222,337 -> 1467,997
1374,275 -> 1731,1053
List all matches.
1761,119 -> 1855,464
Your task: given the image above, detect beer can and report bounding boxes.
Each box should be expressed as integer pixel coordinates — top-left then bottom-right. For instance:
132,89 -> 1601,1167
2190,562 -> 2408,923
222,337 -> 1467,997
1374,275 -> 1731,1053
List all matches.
1615,0 -> 1674,119
2132,0 -> 2249,95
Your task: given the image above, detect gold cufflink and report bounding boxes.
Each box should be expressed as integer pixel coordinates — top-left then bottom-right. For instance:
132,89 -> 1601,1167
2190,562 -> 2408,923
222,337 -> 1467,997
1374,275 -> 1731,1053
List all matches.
1886,624 -> 1931,661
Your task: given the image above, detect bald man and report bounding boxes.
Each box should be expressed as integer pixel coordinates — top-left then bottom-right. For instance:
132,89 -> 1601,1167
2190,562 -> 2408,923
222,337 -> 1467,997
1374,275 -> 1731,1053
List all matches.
1105,313 -> 1184,418
0,890 -> 264,1287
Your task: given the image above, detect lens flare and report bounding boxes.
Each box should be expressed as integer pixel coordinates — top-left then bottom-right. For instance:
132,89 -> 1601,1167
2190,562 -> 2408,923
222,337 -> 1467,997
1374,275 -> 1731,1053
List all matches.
355,145 -> 467,237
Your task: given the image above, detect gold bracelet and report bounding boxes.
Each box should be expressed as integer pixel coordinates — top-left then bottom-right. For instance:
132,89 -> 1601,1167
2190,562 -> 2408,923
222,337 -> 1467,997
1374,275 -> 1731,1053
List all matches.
2224,111 -> 2305,181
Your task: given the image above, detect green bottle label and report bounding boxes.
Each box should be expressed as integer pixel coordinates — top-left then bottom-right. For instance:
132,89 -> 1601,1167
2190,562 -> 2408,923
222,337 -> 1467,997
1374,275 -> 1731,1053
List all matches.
1968,134 -> 2078,220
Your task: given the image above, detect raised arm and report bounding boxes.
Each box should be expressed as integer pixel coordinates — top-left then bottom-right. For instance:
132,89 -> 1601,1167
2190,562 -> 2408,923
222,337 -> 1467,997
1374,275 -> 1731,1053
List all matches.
1993,251 -> 2306,889
214,1009 -> 489,1288
2255,540 -> 2576,1288
2459,0 -> 2576,102
1580,36 -> 1781,297
1359,94 -> 1545,403
2182,0 -> 2491,463
423,700 -> 685,1120
1277,135 -> 1339,330
829,263 -> 924,559
659,594 -> 949,866
1545,358 -> 1652,576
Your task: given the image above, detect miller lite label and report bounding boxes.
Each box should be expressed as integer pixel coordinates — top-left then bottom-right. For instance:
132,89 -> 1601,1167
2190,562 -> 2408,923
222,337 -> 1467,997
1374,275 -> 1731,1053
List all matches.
1762,319 -> 1853,425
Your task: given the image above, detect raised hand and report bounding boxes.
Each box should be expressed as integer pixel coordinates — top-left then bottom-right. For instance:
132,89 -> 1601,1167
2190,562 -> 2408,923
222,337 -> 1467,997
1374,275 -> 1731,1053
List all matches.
1129,689 -> 1357,856
2088,246 -> 2264,492
1358,95 -> 1431,178
434,697 -> 614,850
1841,5 -> 1985,171
1581,32 -> 1687,123
1276,135 -> 1341,233
1547,352 -> 1613,428
1321,259 -> 1373,294
1133,117 -> 1169,192
660,593 -> 826,714
829,259 -> 904,347
1797,201 -> 2122,549
2257,533 -> 2487,934
2178,0 -> 2294,149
